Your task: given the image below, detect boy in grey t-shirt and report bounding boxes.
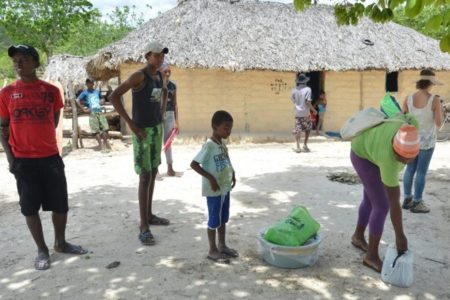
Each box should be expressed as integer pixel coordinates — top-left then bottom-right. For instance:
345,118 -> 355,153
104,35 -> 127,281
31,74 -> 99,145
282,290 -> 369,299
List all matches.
191,110 -> 238,264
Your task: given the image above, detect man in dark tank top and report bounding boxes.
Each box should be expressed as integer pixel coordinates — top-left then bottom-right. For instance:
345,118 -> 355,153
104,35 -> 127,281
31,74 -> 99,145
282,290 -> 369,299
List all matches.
109,41 -> 170,246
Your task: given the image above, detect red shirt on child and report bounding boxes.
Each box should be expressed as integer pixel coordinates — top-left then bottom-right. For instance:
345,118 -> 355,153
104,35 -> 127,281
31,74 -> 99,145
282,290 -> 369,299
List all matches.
0,79 -> 63,158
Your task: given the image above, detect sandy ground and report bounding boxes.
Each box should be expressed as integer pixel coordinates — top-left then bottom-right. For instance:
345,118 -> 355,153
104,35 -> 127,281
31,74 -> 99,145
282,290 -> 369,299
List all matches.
0,136 -> 449,300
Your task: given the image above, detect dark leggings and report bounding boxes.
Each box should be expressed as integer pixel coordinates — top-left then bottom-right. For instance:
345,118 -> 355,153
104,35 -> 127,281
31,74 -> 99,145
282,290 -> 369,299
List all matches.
351,151 -> 389,236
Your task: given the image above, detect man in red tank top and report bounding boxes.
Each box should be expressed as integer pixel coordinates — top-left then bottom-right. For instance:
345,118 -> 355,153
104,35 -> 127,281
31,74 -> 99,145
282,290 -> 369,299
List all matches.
0,45 -> 87,270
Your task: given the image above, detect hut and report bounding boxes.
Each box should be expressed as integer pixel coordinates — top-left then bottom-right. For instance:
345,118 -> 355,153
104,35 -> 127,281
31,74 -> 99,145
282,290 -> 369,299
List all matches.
86,0 -> 450,136
44,54 -> 121,145
44,54 -> 117,100
44,54 -> 91,98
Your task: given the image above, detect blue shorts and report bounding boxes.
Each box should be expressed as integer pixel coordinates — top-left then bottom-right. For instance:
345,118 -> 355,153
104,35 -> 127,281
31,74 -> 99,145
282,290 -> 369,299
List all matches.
206,192 -> 230,229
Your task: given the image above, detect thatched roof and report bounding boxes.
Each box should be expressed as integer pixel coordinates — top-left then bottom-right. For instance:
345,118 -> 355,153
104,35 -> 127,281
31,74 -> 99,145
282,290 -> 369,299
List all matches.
86,0 -> 450,80
43,54 -> 92,90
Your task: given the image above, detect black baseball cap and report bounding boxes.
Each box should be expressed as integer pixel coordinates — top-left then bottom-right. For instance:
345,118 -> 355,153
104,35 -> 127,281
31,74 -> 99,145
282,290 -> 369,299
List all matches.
8,44 -> 40,62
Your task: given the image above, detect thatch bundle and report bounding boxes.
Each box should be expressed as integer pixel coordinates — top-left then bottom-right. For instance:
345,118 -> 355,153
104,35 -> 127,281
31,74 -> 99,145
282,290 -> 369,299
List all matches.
84,52 -> 119,82
86,0 -> 450,81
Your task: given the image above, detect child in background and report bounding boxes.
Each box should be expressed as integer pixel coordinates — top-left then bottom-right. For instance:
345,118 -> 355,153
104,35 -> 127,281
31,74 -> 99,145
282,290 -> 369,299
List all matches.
190,110 -> 238,264
77,78 -> 111,152
316,91 -> 327,134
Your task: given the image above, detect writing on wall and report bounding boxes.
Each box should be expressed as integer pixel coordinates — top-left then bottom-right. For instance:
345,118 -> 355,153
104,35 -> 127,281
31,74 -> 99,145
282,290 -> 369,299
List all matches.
270,79 -> 288,95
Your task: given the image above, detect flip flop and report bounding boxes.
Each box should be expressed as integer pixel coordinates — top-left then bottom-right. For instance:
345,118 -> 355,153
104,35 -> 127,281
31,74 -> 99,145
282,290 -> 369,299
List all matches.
220,247 -> 239,258
34,254 -> 51,271
363,259 -> 382,273
149,214 -> 170,226
292,148 -> 301,153
54,243 -> 88,255
302,146 -> 311,152
351,240 -> 368,252
207,255 -> 230,264
139,230 -> 156,246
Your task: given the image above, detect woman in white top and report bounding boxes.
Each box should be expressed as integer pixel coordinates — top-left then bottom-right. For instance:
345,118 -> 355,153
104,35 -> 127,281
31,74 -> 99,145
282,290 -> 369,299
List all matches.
401,70 -> 444,213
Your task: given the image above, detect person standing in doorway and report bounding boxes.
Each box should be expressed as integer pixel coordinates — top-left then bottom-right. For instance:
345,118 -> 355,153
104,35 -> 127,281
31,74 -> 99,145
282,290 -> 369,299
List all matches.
109,41 -> 171,246
291,73 -> 317,152
316,91 -> 327,135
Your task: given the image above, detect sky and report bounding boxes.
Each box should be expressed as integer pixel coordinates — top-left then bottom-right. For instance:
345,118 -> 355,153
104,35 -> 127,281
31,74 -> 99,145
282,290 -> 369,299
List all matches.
90,0 -> 291,21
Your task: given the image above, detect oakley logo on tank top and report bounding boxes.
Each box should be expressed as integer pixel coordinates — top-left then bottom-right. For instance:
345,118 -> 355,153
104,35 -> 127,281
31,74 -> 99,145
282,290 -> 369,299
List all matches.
132,68 -> 163,128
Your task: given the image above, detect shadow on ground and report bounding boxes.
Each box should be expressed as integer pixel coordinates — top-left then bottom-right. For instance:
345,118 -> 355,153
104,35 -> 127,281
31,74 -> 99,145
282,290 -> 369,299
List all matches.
1,163 -> 449,300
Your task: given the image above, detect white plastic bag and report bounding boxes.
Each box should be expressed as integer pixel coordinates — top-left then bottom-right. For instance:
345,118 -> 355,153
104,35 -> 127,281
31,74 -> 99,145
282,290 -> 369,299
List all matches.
381,243 -> 414,287
340,108 -> 406,140
340,108 -> 387,140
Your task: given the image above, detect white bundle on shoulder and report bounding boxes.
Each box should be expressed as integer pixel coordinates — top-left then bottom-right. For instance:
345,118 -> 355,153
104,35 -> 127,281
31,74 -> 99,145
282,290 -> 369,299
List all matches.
381,243 -> 414,288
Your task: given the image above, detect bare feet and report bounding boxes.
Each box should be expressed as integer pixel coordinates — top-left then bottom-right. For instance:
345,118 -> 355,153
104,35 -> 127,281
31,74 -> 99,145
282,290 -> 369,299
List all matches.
351,235 -> 368,252
167,169 -> 176,176
363,254 -> 382,273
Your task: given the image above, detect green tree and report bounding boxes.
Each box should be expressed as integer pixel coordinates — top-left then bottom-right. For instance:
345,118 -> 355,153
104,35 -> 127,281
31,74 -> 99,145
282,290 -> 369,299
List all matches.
0,0 -> 99,62
55,4 -> 151,56
54,19 -> 130,56
394,4 -> 449,41
0,26 -> 15,79
293,0 -> 450,53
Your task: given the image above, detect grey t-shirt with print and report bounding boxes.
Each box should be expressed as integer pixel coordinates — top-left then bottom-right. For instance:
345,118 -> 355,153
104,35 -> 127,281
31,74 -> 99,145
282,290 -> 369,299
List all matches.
291,85 -> 312,118
193,139 -> 234,197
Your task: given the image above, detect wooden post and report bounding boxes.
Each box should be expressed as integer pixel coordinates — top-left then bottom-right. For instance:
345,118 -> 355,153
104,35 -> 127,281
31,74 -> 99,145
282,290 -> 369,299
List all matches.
116,76 -> 129,135
67,81 -> 79,150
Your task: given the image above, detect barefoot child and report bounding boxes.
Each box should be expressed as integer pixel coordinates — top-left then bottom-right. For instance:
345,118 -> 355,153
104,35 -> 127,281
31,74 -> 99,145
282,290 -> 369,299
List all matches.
190,110 -> 238,264
76,78 -> 111,152
316,91 -> 327,135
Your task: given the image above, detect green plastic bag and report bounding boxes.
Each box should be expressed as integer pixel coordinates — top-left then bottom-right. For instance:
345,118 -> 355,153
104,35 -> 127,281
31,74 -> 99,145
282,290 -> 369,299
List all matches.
380,92 -> 402,118
264,206 -> 320,246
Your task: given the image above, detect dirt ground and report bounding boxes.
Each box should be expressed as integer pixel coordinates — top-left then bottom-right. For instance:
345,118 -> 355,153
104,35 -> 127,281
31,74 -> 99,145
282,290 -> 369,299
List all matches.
1,136 -> 449,300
